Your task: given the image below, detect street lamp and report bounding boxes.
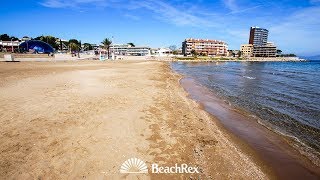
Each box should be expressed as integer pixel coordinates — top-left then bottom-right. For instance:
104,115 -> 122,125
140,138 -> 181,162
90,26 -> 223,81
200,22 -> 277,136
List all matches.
111,36 -> 114,60
11,38 -> 14,53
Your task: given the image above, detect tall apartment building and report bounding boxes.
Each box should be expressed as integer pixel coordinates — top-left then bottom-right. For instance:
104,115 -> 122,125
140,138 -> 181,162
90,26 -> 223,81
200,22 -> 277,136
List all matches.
182,38 -> 228,56
249,27 -> 269,46
243,26 -> 277,57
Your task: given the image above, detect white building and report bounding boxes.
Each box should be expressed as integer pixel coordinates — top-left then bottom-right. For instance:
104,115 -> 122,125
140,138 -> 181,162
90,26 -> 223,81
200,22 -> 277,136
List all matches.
21,36 -> 32,41
110,44 -> 151,56
154,48 -> 172,56
0,40 -> 21,52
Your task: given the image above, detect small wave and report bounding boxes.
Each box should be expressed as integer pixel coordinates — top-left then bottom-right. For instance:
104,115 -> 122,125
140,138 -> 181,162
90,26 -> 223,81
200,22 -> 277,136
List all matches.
243,76 -> 256,80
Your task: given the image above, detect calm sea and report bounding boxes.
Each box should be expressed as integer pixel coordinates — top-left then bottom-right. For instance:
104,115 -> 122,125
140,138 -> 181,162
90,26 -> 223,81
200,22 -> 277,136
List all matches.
172,60 -> 320,153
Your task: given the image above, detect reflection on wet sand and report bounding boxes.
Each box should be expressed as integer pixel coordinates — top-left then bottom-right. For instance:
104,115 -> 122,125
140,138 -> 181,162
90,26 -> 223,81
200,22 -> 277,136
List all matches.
181,78 -> 320,179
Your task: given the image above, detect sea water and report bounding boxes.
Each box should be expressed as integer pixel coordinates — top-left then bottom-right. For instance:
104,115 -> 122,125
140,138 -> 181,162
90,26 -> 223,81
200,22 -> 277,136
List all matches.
172,60 -> 320,154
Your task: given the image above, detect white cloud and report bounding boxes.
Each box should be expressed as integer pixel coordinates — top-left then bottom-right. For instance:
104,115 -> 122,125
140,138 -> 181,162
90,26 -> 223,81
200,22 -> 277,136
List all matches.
123,14 -> 140,21
227,5 -> 262,14
41,0 -> 109,8
40,0 -> 260,27
269,6 -> 320,55
223,0 -> 238,11
40,0 -> 320,55
131,0 -> 214,27
41,0 -> 68,8
41,0 -> 216,27
310,0 -> 320,3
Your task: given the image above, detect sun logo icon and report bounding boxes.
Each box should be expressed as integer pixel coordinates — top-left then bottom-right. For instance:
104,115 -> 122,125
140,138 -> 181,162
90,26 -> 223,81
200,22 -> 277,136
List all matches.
120,158 -> 148,174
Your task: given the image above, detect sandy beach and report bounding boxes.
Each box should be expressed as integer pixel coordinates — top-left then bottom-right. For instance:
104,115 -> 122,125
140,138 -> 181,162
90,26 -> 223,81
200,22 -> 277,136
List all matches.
0,60 -> 282,179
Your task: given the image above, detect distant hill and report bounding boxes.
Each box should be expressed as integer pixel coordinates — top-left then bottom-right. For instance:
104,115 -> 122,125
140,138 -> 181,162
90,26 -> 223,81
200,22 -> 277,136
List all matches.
300,55 -> 320,60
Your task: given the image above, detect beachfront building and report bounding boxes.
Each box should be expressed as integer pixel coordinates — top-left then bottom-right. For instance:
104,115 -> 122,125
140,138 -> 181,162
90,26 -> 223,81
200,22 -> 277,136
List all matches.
21,36 -> 32,41
90,44 -> 100,50
249,27 -> 269,46
152,48 -> 182,56
182,38 -> 228,56
243,26 -> 277,57
110,44 -> 151,56
154,48 -> 172,56
252,42 -> 277,57
240,44 -> 253,57
0,40 -> 21,52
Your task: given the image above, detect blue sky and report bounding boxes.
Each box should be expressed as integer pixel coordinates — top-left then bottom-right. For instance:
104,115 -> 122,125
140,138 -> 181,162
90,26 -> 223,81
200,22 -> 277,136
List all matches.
0,0 -> 319,55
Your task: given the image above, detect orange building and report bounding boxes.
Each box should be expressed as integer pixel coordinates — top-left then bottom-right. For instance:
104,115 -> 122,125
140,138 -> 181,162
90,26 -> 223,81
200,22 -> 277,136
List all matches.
182,38 -> 228,56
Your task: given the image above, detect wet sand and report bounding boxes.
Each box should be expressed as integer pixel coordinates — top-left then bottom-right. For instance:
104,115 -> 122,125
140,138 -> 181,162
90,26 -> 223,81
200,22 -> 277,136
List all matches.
181,78 -> 320,179
0,60 -> 273,179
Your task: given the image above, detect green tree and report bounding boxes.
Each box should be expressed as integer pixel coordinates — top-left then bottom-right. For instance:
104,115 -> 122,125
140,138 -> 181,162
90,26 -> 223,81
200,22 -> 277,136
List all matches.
69,39 -> 80,46
0,34 -> 19,41
191,49 -> 198,57
277,49 -> 282,54
172,50 -> 179,55
69,42 -> 79,52
34,35 -> 59,50
102,38 -> 112,59
68,39 -> 81,53
83,43 -> 93,50
127,42 -> 135,47
0,34 -> 10,41
10,36 -> 19,41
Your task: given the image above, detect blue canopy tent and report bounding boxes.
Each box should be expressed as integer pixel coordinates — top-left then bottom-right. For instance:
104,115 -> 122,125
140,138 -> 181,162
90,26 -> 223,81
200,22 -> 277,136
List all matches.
19,40 -> 54,54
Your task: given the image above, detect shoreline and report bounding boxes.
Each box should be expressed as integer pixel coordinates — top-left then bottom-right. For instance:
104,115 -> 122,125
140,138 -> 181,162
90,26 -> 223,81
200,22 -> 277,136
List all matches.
176,75 -> 320,179
172,56 -> 305,62
0,53 -> 307,62
173,59 -> 306,62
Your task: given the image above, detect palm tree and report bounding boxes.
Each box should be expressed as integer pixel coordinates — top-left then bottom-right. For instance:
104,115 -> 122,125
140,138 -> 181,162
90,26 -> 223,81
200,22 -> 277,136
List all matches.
69,42 -> 78,51
102,38 -> 112,59
83,43 -> 93,50
69,42 -> 79,57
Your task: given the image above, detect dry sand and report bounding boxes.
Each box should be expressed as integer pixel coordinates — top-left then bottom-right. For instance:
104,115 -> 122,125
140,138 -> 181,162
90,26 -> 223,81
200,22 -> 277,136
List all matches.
0,61 -> 270,179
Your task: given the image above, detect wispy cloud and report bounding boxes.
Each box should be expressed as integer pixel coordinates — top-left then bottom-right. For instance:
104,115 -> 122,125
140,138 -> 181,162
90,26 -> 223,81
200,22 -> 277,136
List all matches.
40,0 -> 262,27
269,6 -> 320,54
310,0 -> 320,3
123,14 -> 140,21
227,5 -> 262,15
41,0 -> 216,27
40,0 -> 109,8
222,0 -> 264,15
131,0 -> 214,27
223,0 -> 238,11
39,0 -> 320,55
